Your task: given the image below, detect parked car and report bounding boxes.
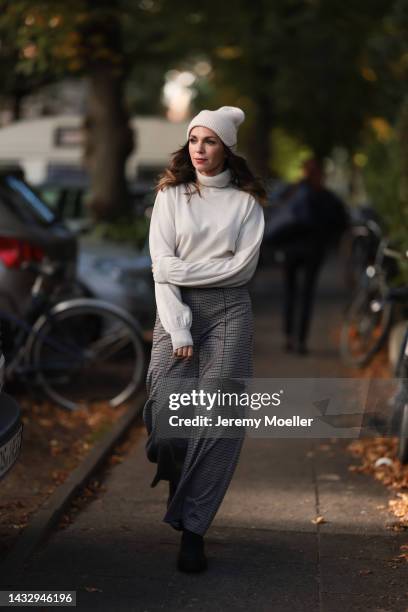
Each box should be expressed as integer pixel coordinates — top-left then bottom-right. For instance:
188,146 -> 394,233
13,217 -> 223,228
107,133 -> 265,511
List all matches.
0,166 -> 78,320
38,176 -> 155,227
36,176 -> 156,335
77,236 -> 155,333
0,169 -> 155,339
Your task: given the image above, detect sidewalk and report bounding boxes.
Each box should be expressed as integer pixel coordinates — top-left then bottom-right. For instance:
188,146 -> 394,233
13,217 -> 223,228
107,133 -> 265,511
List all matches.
3,257 -> 408,611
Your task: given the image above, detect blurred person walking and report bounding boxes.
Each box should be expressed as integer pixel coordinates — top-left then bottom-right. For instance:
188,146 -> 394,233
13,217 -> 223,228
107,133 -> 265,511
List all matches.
143,106 -> 266,573
280,159 -> 349,355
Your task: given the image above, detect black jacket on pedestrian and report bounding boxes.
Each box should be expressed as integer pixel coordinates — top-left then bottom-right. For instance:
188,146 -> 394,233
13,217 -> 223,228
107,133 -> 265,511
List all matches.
284,180 -> 350,256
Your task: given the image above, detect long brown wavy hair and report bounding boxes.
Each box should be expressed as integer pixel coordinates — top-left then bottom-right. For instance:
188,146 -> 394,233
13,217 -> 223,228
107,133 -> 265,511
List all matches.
155,142 -> 267,206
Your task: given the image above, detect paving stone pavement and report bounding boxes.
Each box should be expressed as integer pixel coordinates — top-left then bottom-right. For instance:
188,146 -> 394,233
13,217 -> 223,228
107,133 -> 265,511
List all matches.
3,255 -> 408,611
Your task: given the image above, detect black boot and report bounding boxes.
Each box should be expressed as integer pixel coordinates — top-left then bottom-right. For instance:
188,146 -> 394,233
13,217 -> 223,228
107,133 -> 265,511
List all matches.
177,529 -> 207,573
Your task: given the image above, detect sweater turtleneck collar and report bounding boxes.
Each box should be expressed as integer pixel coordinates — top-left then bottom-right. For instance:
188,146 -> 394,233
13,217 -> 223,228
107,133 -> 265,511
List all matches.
195,167 -> 231,188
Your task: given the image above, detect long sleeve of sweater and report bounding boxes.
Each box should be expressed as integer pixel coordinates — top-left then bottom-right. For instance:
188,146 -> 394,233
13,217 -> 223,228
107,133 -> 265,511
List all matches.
149,189 -> 193,351
153,199 -> 265,287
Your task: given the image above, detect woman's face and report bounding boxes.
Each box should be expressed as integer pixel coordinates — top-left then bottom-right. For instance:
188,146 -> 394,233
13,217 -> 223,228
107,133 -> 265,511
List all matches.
188,126 -> 226,176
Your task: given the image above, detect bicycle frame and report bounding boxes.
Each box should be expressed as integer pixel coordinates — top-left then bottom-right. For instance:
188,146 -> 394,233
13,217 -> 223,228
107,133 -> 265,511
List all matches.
1,256 -> 146,409
28,297 -> 145,410
26,297 -> 143,357
0,308 -> 40,380
1,295 -> 143,379
395,325 -> 408,377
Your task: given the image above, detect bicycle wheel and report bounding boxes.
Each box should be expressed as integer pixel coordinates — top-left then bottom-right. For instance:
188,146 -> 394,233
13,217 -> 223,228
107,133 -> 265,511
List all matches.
340,277 -> 393,367
28,299 -> 145,410
347,235 -> 371,291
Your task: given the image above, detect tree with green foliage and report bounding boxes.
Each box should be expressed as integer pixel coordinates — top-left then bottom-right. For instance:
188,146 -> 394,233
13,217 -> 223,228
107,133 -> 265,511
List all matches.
0,0 -> 404,216
0,0 -> 135,220
358,0 -> 408,252
183,1 -> 391,179
0,0 -> 218,220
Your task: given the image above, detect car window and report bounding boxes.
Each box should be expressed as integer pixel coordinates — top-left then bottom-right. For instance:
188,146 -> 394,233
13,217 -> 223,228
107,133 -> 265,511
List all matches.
4,176 -> 56,225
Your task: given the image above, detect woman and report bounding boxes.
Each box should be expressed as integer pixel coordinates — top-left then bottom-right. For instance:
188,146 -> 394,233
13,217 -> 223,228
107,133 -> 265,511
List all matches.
143,106 -> 266,573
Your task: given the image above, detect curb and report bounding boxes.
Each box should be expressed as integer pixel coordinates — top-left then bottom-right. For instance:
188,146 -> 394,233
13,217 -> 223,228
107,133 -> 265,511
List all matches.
2,393 -> 145,576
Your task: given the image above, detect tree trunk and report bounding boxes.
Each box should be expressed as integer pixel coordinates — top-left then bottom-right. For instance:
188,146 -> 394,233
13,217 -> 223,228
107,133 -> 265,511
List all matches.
243,3 -> 275,181
79,0 -> 134,222
245,91 -> 274,180
83,67 -> 134,222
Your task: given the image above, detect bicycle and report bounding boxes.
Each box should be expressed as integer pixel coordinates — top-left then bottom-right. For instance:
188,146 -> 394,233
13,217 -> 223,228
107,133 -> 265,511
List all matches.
1,259 -> 145,411
340,224 -> 402,367
343,219 -> 382,292
367,285 -> 408,464
384,286 -> 408,464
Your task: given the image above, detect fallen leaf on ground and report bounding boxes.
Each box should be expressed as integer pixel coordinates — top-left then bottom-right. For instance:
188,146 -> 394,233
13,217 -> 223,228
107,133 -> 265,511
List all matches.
311,515 -> 327,524
345,345 -> 408,535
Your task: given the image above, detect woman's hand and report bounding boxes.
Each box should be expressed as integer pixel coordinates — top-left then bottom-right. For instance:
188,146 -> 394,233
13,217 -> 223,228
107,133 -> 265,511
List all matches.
174,345 -> 193,360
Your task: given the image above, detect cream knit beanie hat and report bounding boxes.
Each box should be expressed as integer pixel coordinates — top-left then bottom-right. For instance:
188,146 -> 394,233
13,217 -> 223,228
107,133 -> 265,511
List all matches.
186,106 -> 245,149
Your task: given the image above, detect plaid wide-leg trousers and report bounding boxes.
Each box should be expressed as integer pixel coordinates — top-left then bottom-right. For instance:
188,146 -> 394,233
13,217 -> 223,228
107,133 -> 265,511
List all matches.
143,285 -> 254,536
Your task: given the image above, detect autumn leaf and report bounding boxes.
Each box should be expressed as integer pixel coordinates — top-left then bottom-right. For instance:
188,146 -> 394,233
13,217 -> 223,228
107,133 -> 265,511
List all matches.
311,515 -> 327,525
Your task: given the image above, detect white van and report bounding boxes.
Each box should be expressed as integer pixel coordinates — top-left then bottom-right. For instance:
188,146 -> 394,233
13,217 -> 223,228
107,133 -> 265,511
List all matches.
0,115 -> 189,185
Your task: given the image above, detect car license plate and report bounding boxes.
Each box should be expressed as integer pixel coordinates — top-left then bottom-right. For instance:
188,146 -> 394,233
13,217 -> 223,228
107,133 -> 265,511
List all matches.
0,424 -> 23,479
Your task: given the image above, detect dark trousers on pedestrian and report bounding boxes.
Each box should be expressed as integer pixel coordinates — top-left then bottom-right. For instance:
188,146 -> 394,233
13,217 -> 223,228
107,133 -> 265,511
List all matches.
282,247 -> 325,347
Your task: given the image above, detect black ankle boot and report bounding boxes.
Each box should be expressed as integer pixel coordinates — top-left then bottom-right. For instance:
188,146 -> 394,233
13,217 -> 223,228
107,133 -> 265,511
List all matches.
177,529 -> 207,573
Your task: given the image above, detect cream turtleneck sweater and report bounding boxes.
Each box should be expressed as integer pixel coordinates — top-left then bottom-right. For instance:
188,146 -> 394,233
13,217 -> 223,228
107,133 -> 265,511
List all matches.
149,167 -> 265,350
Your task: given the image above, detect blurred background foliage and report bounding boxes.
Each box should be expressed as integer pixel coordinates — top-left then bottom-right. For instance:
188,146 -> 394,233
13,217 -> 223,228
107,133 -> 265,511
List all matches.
0,0 -> 407,249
